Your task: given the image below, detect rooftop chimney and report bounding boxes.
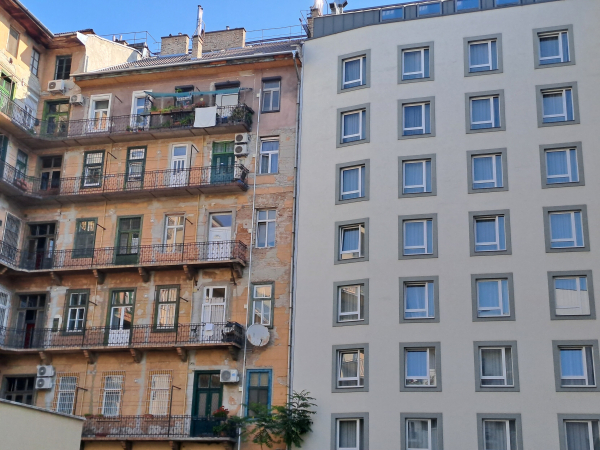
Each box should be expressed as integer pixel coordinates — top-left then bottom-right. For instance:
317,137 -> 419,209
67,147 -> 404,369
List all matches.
191,5 -> 204,58
161,33 -> 190,55
329,1 -> 348,14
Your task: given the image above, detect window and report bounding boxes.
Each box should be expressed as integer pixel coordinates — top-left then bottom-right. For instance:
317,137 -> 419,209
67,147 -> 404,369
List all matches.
465,35 -> 502,76
73,219 -> 96,258
475,342 -> 520,391
54,55 -> 72,80
534,26 -> 574,69
15,150 -> 27,179
65,290 -> 88,332
541,144 -> 584,188
336,418 -> 363,450
559,417 -> 600,450
40,156 -> 62,192
399,277 -> 439,323
544,206 -> 589,252
89,96 -> 111,132
471,96 -> 500,130
259,140 -> 279,174
472,274 -> 515,321
335,160 -> 370,205
246,370 -> 271,416
336,349 -> 365,389
7,27 -> 19,56
251,283 -> 274,326
400,216 -> 435,258
537,83 -> 580,127
30,48 -> 40,77
468,150 -> 507,193
147,371 -> 172,415
342,110 -> 366,143
82,151 -> 105,187
382,6 -> 403,21
400,343 -> 441,392
262,79 -> 280,112
163,215 -> 184,250
402,102 -> 431,136
403,159 -> 431,194
553,341 -> 600,392
477,415 -> 522,450
256,210 -> 276,248
2,376 -> 35,405
100,373 -> 124,416
126,147 -> 146,184
334,281 -> 368,326
418,2 -> 441,16
457,0 -> 480,9
342,55 -> 366,89
398,43 -> 433,83
549,271 -> 595,320
54,374 -> 78,414
337,223 -> 366,262
0,288 -> 9,329
469,210 -> 512,256
154,286 -> 178,330
401,414 -> 443,450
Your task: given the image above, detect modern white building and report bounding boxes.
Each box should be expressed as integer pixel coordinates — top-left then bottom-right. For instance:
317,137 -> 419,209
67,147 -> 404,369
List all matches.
293,0 -> 600,449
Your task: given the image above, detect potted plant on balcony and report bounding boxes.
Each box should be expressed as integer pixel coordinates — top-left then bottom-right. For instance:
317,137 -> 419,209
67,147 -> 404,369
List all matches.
150,105 -> 160,115
143,413 -> 154,420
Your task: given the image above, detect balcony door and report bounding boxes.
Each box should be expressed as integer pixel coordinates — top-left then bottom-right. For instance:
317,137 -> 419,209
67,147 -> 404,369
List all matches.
191,371 -> 222,437
15,294 -> 45,349
211,142 -> 235,184
107,290 -> 134,346
39,156 -> 62,193
42,100 -> 69,137
208,213 -> 232,260
1,213 -> 20,263
164,215 -> 184,253
169,145 -> 189,187
115,217 -> 141,265
23,223 -> 55,270
88,96 -> 110,133
215,82 -> 240,119
201,287 -> 226,340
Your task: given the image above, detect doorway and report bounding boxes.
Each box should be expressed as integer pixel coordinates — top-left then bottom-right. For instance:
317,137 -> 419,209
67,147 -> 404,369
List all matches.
107,290 -> 134,346
207,213 -> 232,260
190,371 -> 222,437
211,142 -> 235,184
1,213 -> 20,263
39,156 -> 62,193
42,100 -> 69,137
201,287 -> 226,340
115,217 -> 141,265
15,294 -> 45,348
169,144 -> 188,187
22,223 -> 55,270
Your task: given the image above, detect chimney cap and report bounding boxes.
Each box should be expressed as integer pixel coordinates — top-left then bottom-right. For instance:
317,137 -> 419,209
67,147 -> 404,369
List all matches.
226,26 -> 230,30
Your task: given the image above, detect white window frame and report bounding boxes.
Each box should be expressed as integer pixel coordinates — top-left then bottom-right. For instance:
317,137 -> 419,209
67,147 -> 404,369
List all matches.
560,347 -> 595,387
262,79 -> 281,111
403,160 -> 428,193
163,214 -> 185,248
340,166 -> 364,199
336,418 -> 361,450
480,347 -> 512,386
470,96 -> 498,129
477,279 -> 509,317
469,40 -> 495,72
340,225 -> 363,259
555,276 -> 589,316
259,139 -> 279,174
406,418 -> 433,450
474,215 -> 504,252
337,349 -> 364,388
127,147 -> 146,181
472,154 -> 501,188
405,348 -> 435,387
101,375 -> 124,416
342,56 -> 365,88
83,151 -> 104,187
546,149 -> 577,183
550,211 -> 582,248
0,286 -> 10,329
341,110 -> 364,142
256,209 -> 276,249
404,282 -> 432,319
148,373 -> 171,416
403,103 -> 428,135
402,47 -> 427,79
338,285 -> 363,323
403,219 -> 431,255
88,94 -> 112,133
483,420 -> 511,450
542,89 -> 571,122
539,31 -> 568,64
66,292 -> 86,332
564,421 -> 595,450
252,284 -> 273,326
56,375 -> 77,414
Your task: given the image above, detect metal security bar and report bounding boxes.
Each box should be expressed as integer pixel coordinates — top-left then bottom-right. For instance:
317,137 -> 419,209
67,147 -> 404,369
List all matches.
0,322 -> 244,350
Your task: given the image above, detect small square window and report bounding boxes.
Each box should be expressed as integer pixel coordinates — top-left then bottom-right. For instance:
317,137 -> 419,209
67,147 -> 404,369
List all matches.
471,274 -> 515,322
338,50 -> 370,93
469,40 -> 498,72
400,343 -> 442,392
399,155 -> 436,198
336,160 -> 370,204
470,152 -> 505,191
398,97 -> 435,139
465,91 -> 505,133
469,211 -> 512,256
335,219 -> 369,264
338,105 -> 370,147
548,271 -> 596,321
544,206 -> 589,253
332,344 -> 368,392
398,43 -> 433,83
474,342 -> 520,391
335,283 -> 366,324
534,26 -> 575,69
399,214 -> 437,260
559,417 -> 600,450
545,148 -> 579,185
553,341 -> 600,392
401,414 -> 443,450
332,413 -> 369,450
399,277 -> 439,323
477,415 -> 522,450
537,83 -> 580,127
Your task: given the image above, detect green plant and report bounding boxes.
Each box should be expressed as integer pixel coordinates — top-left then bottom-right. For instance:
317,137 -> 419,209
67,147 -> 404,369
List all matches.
179,115 -> 193,126
213,406 -> 229,418
150,105 -> 158,112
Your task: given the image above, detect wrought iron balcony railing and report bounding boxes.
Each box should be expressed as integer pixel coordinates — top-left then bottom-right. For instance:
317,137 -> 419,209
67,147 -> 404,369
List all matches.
81,415 -> 236,439
0,91 -> 38,131
0,240 -> 247,272
0,159 -> 249,198
0,322 -> 244,351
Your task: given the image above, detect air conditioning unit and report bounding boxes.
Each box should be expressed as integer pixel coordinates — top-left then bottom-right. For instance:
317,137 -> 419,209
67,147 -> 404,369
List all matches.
47,80 -> 65,93
234,143 -> 248,157
35,377 -> 54,390
220,369 -> 239,383
234,133 -> 250,143
70,94 -> 84,105
37,365 -> 55,377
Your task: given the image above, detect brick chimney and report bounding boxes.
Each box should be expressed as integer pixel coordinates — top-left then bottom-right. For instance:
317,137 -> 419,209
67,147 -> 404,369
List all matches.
308,0 -> 323,37
191,34 -> 203,58
202,28 -> 246,52
160,33 -> 189,55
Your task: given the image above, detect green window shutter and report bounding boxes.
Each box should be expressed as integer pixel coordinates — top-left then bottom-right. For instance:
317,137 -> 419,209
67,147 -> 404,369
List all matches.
73,219 -> 96,258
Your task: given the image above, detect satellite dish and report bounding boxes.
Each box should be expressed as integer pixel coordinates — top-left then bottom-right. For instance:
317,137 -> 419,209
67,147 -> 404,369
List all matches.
247,324 -> 270,347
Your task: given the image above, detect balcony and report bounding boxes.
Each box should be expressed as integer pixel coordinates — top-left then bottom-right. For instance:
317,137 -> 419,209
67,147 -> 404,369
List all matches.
81,415 -> 236,443
0,160 -> 249,205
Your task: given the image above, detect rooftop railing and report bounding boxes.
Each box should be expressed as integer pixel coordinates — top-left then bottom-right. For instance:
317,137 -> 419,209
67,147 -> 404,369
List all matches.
0,160 -> 249,198
0,322 -> 244,351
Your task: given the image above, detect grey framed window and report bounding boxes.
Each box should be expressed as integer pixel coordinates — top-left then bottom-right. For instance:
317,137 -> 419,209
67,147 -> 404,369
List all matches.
338,50 -> 370,93
331,413 -> 369,450
467,149 -> 508,194
457,0 -> 480,11
399,276 -> 440,324
471,273 -> 515,322
261,78 -> 280,112
259,140 -> 279,174
466,90 -> 506,133
251,283 -> 274,327
477,414 -> 523,450
418,2 -> 441,16
399,155 -> 436,198
54,55 -> 72,80
398,97 -> 435,139
400,342 -> 442,392
558,415 -> 600,450
543,206 -> 589,253
469,210 -> 512,256
533,25 -> 575,69
399,214 -> 438,260
401,413 -> 443,450
256,210 -> 276,248
464,34 -> 503,76
337,104 -> 370,147
536,83 -> 580,127
548,271 -> 595,320
333,279 -> 369,327
334,219 -> 369,264
540,143 -> 584,189
398,42 -> 434,84
553,340 -> 600,392
332,344 -> 369,393
336,160 -> 370,205
474,341 -> 520,392
30,48 -> 40,77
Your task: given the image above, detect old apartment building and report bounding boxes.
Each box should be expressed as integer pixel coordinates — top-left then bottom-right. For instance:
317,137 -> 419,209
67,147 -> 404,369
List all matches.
0,1 -> 301,449
294,0 -> 600,449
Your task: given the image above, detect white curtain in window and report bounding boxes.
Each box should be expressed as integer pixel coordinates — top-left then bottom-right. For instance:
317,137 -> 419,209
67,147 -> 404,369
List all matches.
543,93 -> 564,116
340,287 -> 359,316
407,420 -> 429,449
540,36 -> 560,58
343,168 -> 359,193
472,98 -> 491,122
481,349 -> 504,385
550,214 -> 573,240
484,421 -> 508,450
342,228 -> 359,252
343,113 -> 359,137
405,105 -> 423,129
404,51 -> 422,74
566,422 -> 591,450
470,42 -> 489,66
340,353 -> 359,379
405,162 -> 423,188
406,285 -> 426,311
405,222 -> 424,247
547,150 -> 569,177
344,60 -> 361,83
339,420 -> 358,448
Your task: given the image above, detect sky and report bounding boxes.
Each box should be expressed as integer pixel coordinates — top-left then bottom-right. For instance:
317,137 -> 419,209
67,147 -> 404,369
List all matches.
23,0 -> 402,51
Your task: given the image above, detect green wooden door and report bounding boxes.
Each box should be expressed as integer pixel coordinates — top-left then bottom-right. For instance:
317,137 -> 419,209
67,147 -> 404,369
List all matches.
211,142 -> 235,184
42,100 -> 69,137
190,371 -> 222,437
115,217 -> 141,265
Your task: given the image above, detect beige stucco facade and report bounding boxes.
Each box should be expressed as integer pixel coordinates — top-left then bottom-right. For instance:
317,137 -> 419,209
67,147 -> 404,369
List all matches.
293,0 -> 600,448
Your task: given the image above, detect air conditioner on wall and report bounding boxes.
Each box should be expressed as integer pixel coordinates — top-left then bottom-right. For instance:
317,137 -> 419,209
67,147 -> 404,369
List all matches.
70,94 -> 84,105
35,377 -> 54,390
47,80 -> 65,94
37,365 -> 55,377
220,369 -> 239,383
235,132 -> 250,143
234,143 -> 249,157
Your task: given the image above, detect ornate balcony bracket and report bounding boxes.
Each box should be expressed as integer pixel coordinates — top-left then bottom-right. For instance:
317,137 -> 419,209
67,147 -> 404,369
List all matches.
93,270 -> 106,285
175,347 -> 187,362
39,351 -> 52,365
228,346 -> 239,362
50,271 -> 62,286
83,350 -> 97,364
130,349 -> 142,363
182,265 -> 196,281
169,441 -> 180,450
138,267 -> 150,283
